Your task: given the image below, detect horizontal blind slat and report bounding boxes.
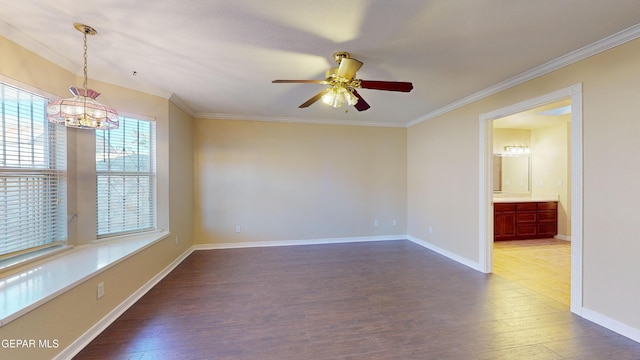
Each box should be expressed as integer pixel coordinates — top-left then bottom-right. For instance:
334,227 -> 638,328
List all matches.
1,82 -> 67,258
96,117 -> 156,237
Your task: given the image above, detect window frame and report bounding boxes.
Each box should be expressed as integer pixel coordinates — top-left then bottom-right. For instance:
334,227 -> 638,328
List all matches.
95,115 -> 157,239
0,81 -> 67,262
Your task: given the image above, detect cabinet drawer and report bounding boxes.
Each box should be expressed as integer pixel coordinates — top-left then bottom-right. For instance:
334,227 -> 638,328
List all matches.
516,203 -> 537,211
538,202 -> 557,210
517,212 -> 537,223
517,224 -> 537,237
538,211 -> 557,222
495,203 -> 516,211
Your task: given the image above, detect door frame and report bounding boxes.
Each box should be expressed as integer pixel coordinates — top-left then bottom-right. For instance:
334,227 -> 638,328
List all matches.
478,83 -> 583,315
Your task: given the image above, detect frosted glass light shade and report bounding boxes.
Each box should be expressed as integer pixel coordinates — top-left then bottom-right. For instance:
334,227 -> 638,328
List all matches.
322,86 -> 358,108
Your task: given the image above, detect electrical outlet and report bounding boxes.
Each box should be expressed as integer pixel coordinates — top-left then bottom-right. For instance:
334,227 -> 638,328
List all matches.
97,282 -> 104,299
374,219 -> 379,227
235,225 -> 241,233
393,219 -> 397,226
175,236 -> 179,245
428,226 -> 433,234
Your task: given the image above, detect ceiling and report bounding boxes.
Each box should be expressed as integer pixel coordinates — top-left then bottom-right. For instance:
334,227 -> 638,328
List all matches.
2,1 -> 640,127
493,99 -> 572,130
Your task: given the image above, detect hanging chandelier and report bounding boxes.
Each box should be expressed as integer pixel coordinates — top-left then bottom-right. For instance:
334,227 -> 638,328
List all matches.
47,23 -> 118,129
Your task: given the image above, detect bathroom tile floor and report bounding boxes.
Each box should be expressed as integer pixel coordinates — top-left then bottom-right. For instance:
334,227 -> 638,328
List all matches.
493,238 -> 571,305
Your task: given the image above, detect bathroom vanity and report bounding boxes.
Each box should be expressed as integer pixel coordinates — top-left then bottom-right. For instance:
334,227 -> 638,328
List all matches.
494,199 -> 558,240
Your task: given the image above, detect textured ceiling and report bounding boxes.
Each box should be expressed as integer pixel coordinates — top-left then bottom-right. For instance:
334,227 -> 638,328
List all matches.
2,0 -> 640,127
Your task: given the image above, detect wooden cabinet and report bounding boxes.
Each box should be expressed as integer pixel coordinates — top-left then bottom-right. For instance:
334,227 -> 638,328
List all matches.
494,201 -> 557,240
494,203 -> 516,240
537,202 -> 558,238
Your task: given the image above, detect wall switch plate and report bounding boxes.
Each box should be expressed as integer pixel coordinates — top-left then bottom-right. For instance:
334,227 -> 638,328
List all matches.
235,225 -> 241,233
374,220 -> 379,227
393,219 -> 397,226
428,226 -> 433,234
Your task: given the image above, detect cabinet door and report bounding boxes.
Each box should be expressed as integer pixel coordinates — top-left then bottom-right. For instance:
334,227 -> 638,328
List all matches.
517,223 -> 538,239
538,202 -> 558,238
495,210 -> 516,240
538,222 -> 557,238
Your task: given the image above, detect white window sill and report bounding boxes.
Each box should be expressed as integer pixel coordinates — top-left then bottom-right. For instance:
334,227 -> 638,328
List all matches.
0,230 -> 170,327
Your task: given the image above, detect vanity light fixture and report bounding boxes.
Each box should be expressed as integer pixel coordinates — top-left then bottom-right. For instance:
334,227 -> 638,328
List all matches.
47,23 -> 119,129
504,145 -> 530,154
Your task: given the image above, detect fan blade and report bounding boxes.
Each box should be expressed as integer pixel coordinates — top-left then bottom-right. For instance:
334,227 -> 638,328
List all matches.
272,80 -> 328,84
337,58 -> 363,80
359,80 -> 413,92
351,89 -> 370,111
299,89 -> 329,108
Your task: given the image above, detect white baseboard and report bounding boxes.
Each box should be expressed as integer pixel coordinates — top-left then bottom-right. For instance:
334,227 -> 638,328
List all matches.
555,234 -> 571,241
55,246 -> 195,360
194,235 -> 408,250
581,307 -> 640,344
407,235 -> 481,271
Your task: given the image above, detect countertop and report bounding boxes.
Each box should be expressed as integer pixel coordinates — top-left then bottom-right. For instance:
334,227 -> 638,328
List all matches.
493,196 -> 558,203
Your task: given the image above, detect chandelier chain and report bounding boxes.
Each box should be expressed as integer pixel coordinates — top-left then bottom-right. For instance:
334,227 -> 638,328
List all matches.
82,30 -> 88,91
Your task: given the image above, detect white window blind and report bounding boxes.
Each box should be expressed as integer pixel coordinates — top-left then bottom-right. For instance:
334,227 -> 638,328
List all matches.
96,116 -> 156,237
0,83 -> 67,259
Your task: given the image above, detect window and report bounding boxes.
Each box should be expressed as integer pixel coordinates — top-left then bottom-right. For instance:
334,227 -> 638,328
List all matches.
96,116 -> 156,237
0,83 -> 67,259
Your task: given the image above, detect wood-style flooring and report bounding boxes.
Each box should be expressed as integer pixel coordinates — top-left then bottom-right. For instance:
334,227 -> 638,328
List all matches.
74,240 -> 640,359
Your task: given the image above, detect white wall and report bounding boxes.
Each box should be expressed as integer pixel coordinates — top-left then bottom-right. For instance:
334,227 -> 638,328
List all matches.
193,119 -> 407,244
531,121 -> 570,237
408,37 -> 640,335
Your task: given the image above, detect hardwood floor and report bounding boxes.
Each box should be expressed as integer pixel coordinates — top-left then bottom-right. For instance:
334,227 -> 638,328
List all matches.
493,239 -> 571,305
74,241 -> 640,359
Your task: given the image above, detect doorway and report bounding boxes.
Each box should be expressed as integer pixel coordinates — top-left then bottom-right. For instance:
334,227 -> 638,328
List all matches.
491,99 -> 572,305
478,84 -> 583,315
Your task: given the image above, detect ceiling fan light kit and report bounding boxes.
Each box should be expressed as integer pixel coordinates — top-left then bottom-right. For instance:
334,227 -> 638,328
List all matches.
321,85 -> 359,108
272,51 -> 413,112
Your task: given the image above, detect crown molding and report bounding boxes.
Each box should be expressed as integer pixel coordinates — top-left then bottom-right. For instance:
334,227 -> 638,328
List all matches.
0,21 -> 79,74
194,112 -> 406,128
407,23 -> 640,127
168,94 -> 196,117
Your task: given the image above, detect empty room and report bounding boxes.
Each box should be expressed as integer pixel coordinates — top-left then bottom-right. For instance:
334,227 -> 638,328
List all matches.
2,1 -> 640,359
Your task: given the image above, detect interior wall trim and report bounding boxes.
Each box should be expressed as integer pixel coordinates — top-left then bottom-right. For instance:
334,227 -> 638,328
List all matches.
407,23 -> 640,127
478,83 -> 583,315
194,235 -> 408,250
581,308 -> 640,344
193,112 -> 406,128
407,235 -> 481,272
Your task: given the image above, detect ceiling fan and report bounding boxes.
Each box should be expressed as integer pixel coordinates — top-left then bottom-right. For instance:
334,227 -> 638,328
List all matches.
272,51 -> 413,111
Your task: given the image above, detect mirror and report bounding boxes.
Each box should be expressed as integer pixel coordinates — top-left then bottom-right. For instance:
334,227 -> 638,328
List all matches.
493,154 -> 531,193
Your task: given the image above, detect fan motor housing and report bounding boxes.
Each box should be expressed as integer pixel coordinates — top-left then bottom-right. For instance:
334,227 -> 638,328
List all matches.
333,51 -> 351,64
